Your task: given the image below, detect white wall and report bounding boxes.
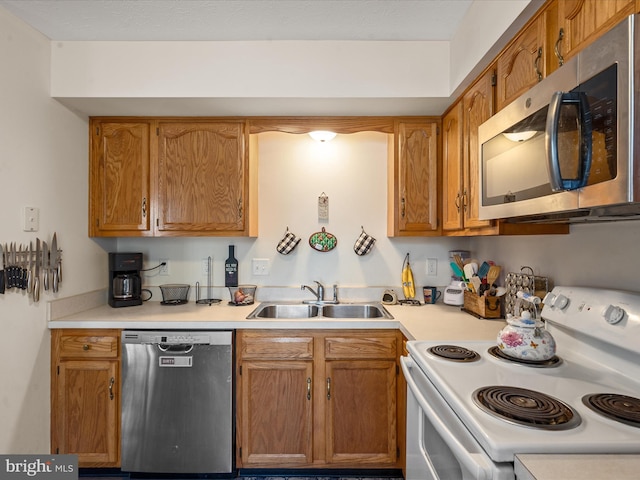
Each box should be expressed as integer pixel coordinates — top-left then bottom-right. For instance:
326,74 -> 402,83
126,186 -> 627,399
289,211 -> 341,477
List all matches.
472,221 -> 640,291
119,132 -> 468,299
0,9 -> 106,453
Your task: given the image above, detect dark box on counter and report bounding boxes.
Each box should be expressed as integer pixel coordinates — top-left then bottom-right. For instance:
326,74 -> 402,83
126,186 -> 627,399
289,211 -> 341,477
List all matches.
462,290 -> 502,319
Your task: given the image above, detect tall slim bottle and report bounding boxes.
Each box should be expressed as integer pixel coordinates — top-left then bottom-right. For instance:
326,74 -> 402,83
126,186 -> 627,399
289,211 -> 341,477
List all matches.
225,245 -> 238,287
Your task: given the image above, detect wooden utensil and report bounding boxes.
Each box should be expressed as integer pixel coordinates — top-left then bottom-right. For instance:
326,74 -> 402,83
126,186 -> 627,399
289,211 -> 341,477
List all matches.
487,265 -> 501,286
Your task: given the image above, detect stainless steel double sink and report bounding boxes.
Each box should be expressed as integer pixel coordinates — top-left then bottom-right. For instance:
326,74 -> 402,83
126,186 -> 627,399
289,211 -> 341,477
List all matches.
246,302 -> 394,319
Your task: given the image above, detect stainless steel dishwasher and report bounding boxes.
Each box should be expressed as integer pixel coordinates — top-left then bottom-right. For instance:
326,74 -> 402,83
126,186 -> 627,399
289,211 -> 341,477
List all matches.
121,330 -> 233,474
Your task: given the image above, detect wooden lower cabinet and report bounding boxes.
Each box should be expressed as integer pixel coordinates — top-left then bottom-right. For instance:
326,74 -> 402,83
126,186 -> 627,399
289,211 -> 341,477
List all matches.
51,329 -> 120,467
236,329 -> 403,470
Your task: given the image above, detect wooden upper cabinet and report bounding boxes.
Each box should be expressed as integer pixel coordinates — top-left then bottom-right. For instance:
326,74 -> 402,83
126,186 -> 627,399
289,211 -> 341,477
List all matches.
156,121 -> 248,235
90,120 -> 151,236
442,102 -> 464,231
496,12 -> 548,112
388,120 -> 440,236
555,0 -> 637,66
463,70 -> 495,230
89,117 -> 257,237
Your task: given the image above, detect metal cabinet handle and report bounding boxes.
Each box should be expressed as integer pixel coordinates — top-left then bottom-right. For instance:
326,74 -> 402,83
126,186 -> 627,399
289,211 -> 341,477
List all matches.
555,28 -> 565,66
401,197 -> 406,218
238,198 -> 243,219
454,192 -> 461,212
142,197 -> 147,218
307,377 -> 311,401
462,190 -> 468,212
534,46 -> 543,81
326,377 -> 331,400
83,344 -> 90,351
109,377 -> 115,400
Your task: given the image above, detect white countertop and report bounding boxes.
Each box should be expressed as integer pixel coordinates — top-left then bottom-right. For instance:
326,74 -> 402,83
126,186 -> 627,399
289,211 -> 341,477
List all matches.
47,292 -> 505,341
515,454 -> 640,480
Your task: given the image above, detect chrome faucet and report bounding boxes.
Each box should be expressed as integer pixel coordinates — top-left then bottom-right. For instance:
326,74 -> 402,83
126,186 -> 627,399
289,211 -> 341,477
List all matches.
301,281 -> 339,304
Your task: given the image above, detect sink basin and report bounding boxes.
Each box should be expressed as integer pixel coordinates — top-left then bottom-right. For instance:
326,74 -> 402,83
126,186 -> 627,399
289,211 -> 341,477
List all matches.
321,303 -> 393,319
246,303 -> 320,319
246,302 -> 393,319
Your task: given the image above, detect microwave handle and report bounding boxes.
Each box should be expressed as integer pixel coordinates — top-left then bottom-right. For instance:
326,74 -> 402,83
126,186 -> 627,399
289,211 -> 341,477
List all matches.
545,91 -> 593,191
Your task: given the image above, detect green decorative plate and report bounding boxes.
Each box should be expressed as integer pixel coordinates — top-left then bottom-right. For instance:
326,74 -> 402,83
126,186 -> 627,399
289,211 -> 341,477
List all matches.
309,227 -> 337,252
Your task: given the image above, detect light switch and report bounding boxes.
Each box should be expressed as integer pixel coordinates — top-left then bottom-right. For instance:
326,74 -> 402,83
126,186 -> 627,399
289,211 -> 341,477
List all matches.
23,207 -> 39,232
252,258 -> 270,276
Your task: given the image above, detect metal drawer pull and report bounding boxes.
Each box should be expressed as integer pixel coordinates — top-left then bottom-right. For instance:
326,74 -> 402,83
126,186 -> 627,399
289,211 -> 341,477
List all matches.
307,377 -> 311,400
83,344 -> 90,351
109,377 -> 115,400
326,377 -> 331,400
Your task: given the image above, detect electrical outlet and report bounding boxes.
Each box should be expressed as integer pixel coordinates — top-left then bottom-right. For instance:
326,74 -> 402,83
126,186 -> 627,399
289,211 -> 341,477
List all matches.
159,259 -> 170,276
252,258 -> 270,276
427,258 -> 437,276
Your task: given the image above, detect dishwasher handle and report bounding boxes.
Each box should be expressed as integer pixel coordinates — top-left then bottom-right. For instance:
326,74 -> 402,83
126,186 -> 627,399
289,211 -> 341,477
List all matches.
157,344 -> 195,354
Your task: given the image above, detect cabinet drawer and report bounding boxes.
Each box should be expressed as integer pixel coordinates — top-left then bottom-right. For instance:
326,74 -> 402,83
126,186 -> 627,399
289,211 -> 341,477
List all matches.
240,331 -> 314,359
325,334 -> 397,360
57,333 -> 119,359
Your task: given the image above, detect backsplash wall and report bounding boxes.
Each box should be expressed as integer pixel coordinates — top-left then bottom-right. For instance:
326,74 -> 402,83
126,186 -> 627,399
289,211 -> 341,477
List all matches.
118,132 -> 469,298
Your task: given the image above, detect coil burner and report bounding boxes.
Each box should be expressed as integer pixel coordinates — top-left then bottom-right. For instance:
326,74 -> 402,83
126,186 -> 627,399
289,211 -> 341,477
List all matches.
473,386 -> 581,430
487,346 -> 562,368
582,393 -> 640,427
427,345 -> 481,362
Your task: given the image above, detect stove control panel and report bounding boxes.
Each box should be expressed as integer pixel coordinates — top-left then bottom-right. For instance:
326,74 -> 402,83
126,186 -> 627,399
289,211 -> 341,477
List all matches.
543,286 -> 640,353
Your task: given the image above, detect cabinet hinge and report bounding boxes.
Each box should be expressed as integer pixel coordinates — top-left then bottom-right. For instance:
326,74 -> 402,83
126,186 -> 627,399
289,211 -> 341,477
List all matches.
396,364 -> 399,375
239,447 -> 242,457
156,218 -> 159,227
57,366 -> 60,375
56,448 -> 59,454
156,127 -> 160,136
95,126 -> 100,136
239,365 -> 242,375
397,447 -> 400,459
491,72 -> 497,87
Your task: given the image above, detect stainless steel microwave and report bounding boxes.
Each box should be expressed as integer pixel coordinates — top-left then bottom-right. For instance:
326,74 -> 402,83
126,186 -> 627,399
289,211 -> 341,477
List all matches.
478,13 -> 640,222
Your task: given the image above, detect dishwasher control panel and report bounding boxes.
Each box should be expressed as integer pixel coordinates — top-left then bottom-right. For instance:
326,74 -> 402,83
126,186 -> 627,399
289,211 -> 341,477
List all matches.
122,330 -> 232,346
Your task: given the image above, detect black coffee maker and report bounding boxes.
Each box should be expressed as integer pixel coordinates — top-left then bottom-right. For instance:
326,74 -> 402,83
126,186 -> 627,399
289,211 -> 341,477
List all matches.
109,252 -> 143,308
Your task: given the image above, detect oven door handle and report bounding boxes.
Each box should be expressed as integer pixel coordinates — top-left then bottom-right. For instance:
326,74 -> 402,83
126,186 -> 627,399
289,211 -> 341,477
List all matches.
401,356 -> 492,480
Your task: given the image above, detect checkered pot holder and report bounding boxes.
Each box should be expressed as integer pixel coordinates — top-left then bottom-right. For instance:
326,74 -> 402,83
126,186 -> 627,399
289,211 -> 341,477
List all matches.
354,227 -> 376,256
276,228 -> 301,255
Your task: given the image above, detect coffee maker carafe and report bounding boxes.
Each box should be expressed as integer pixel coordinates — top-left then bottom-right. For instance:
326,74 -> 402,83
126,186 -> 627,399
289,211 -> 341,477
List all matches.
109,252 -> 143,308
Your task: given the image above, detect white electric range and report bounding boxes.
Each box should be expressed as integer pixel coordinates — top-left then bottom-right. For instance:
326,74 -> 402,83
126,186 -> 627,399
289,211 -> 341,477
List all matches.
401,286 -> 640,480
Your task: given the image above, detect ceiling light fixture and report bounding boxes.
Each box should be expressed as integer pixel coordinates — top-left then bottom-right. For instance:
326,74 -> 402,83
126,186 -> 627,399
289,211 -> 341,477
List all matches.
308,130 -> 337,142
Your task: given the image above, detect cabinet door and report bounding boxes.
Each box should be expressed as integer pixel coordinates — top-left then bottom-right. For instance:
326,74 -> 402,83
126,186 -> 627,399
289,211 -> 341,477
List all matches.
54,360 -> 119,466
390,121 -> 439,236
157,122 -> 247,235
89,121 -> 151,237
325,360 -> 397,465
496,14 -> 547,112
556,0 -> 637,65
442,103 -> 464,231
239,360 -> 314,466
463,70 -> 495,230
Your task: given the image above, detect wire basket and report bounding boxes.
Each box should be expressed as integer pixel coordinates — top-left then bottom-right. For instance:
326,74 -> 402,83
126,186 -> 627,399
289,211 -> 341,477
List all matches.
160,284 -> 190,305
228,285 -> 257,305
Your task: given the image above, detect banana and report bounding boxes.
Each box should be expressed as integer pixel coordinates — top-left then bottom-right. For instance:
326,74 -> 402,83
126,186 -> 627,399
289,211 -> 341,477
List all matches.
402,253 -> 415,299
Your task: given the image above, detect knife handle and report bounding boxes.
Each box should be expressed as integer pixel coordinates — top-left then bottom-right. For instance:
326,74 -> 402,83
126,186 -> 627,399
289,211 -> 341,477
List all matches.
43,268 -> 49,291
0,270 -> 5,294
20,268 -> 27,290
26,269 -> 32,294
52,270 -> 58,293
57,260 -> 62,284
